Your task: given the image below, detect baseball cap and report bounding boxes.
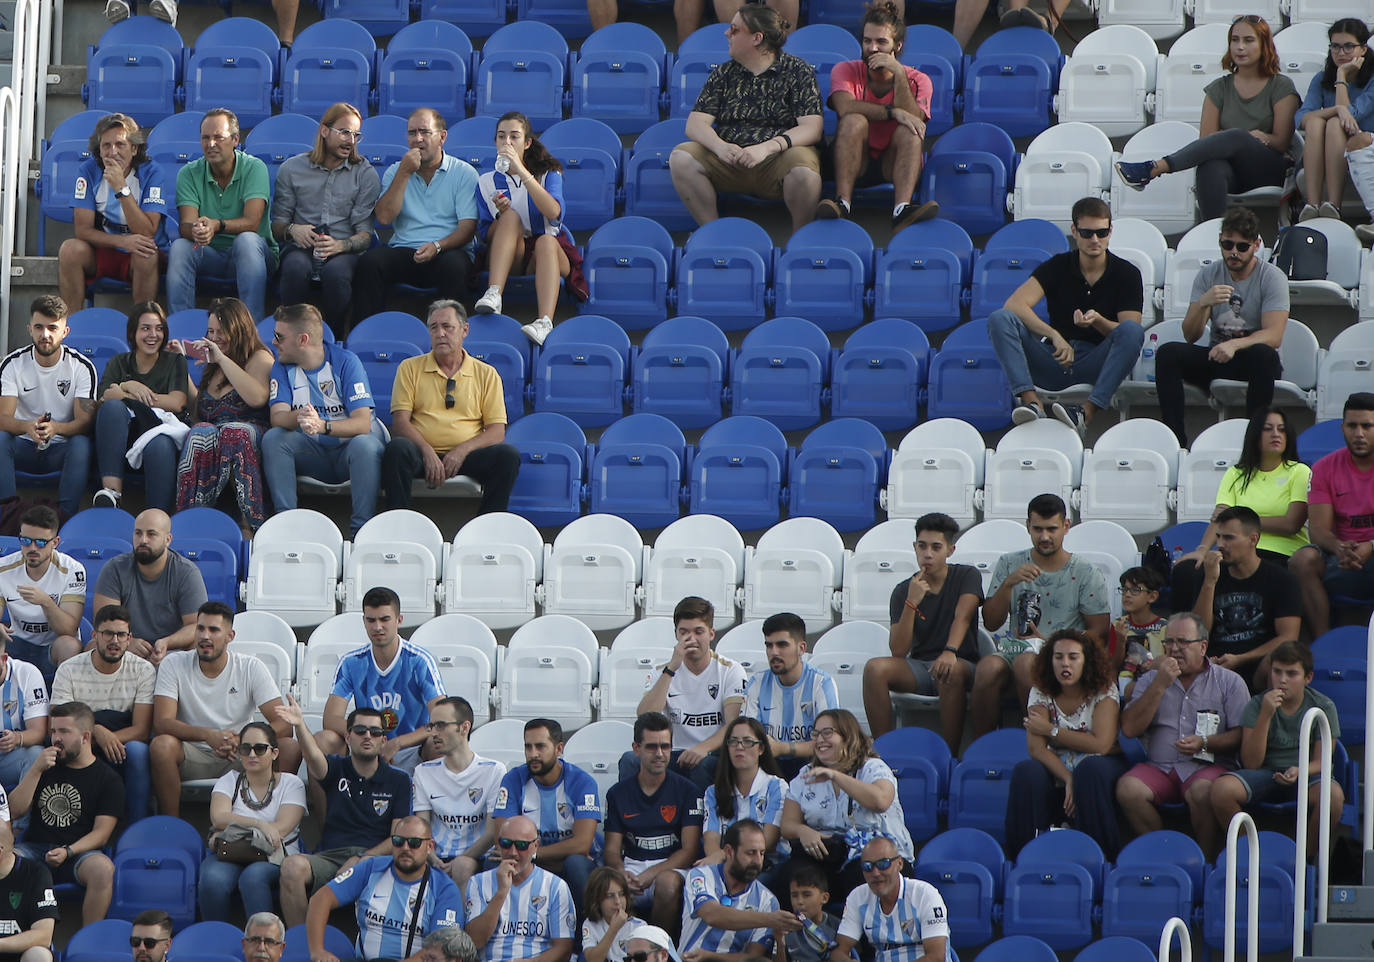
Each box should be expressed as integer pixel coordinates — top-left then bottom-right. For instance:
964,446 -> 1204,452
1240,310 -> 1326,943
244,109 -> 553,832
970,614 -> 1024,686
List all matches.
629,925 -> 684,962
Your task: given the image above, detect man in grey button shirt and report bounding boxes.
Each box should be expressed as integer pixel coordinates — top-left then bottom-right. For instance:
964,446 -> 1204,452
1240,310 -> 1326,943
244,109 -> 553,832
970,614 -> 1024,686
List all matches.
271,102 -> 381,332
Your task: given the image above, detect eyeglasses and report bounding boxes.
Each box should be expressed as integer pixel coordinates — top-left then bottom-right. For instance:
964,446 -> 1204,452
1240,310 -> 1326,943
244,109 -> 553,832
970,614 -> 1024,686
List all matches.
329,126 -> 362,141
237,742 -> 272,756
351,725 -> 386,738
130,937 -> 169,949
1331,42 -> 1364,53
243,937 -> 284,948
1118,584 -> 1150,595
425,720 -> 458,732
860,857 -> 898,872
498,837 -> 535,851
639,742 -> 673,754
271,330 -> 286,343
1231,14 -> 1264,24
445,377 -> 456,409
391,835 -> 430,849
1164,637 -> 1203,647
628,953 -> 658,962
812,727 -> 838,738
726,737 -> 761,748
16,536 -> 51,548
1075,227 -> 1111,239
96,629 -> 131,641
1219,239 -> 1252,252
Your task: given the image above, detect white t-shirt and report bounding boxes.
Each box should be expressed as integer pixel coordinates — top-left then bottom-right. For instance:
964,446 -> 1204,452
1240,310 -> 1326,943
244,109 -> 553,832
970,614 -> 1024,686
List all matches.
786,758 -> 913,860
211,770 -> 308,855
0,345 -> 97,427
650,653 -> 748,750
0,551 -> 86,647
1027,685 -> 1120,772
0,658 -> 48,732
154,650 -> 280,738
580,915 -> 644,962
411,753 -> 507,859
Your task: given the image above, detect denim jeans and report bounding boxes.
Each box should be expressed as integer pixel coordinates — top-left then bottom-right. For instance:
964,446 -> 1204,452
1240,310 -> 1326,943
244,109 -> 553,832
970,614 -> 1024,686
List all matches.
1163,128 -> 1291,221
0,433 -> 92,518
198,850 -> 282,921
167,233 -> 276,319
261,423 -> 385,536
110,739 -> 151,823
0,745 -> 40,793
987,308 -> 1145,410
95,400 -> 179,511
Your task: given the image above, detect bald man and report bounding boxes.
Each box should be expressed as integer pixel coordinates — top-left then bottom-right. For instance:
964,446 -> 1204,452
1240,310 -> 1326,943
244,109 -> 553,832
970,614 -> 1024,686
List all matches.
466,815 -> 576,962
92,509 -> 207,666
832,836 -> 953,962
0,821 -> 58,962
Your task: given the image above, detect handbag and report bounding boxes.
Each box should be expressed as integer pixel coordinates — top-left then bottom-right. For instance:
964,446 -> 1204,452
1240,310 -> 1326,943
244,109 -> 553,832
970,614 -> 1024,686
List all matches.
210,823 -> 275,865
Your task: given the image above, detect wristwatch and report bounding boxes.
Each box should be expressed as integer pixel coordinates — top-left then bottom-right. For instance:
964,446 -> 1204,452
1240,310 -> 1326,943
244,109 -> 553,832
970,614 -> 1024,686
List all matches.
1049,726 -> 1060,742
114,186 -> 132,199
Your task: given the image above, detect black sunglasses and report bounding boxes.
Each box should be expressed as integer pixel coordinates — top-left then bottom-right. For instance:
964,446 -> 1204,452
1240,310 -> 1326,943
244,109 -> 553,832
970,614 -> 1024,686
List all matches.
1219,239 -> 1252,252
351,725 -> 386,738
498,837 -> 535,851
237,742 -> 272,756
628,953 -> 656,962
860,857 -> 898,872
16,536 -> 52,548
445,377 -> 456,409
391,835 -> 429,849
130,938 -> 169,949
1075,227 -> 1110,239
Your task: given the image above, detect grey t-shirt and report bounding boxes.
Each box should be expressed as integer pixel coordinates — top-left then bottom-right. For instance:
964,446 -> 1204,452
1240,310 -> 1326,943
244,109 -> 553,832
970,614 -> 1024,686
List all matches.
1203,73 -> 1299,135
988,550 -> 1110,636
1239,686 -> 1340,772
94,550 -> 207,643
1189,257 -> 1289,344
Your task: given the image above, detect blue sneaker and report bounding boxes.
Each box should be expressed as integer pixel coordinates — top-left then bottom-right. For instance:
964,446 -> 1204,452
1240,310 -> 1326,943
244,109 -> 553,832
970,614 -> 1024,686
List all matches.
1115,160 -> 1155,191
1052,402 -> 1087,439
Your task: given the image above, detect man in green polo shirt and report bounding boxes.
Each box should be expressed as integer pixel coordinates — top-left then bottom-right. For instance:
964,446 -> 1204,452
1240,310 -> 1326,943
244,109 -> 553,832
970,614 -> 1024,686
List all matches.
380,299 -> 519,513
167,108 -> 279,319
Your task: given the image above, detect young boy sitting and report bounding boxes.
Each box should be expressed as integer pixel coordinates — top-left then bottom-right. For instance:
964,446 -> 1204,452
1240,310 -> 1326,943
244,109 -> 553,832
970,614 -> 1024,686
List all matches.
1111,566 -> 1168,698
781,863 -> 839,962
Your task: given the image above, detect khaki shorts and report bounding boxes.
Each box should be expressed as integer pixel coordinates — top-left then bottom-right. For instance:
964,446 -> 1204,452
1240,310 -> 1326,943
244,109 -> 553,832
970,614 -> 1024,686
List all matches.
180,740 -> 237,781
674,141 -> 821,199
306,846 -> 369,889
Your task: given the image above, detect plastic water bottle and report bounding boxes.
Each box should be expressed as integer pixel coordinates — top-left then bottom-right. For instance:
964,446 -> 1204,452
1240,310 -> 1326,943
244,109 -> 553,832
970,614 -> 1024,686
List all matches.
494,155 -> 511,174
1172,545 -> 1184,563
1143,332 -> 1158,382
308,226 -> 328,286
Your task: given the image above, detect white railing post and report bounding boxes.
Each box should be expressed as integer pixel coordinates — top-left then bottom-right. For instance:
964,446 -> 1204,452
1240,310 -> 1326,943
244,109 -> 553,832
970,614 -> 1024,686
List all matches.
1159,915 -> 1193,962
1294,706 -> 1333,958
1225,811 -> 1260,962
0,83 -> 17,338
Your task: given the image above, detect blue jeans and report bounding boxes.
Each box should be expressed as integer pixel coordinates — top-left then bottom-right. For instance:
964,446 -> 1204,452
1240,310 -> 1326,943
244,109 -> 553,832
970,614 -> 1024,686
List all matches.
988,308 -> 1145,410
261,424 -> 385,536
0,745 -> 40,793
109,739 -> 150,823
0,433 -> 93,518
167,233 -> 276,319
95,401 -> 179,511
561,852 -> 594,914
198,849 -> 282,921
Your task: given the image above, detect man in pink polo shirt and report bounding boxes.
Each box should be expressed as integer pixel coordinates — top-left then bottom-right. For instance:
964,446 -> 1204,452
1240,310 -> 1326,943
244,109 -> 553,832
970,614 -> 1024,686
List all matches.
816,1 -> 936,234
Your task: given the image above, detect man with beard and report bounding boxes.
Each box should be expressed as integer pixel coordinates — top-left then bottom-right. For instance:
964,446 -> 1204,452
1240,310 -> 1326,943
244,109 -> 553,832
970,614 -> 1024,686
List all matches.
91,509 -> 207,666
0,296 -> 95,520
149,601 -> 297,817
744,612 -> 840,778
11,702 -> 120,925
307,815 -> 463,962
241,912 -> 287,962
0,820 -> 57,962
831,836 -> 953,962
970,493 -> 1110,737
128,910 -> 173,962
680,819 -> 797,962
50,604 -> 154,821
0,505 -> 85,679
465,814 -> 575,962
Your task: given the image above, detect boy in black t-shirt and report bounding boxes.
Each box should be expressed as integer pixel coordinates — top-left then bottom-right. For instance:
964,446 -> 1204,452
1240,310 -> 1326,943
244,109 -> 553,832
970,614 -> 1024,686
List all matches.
0,821 -> 57,962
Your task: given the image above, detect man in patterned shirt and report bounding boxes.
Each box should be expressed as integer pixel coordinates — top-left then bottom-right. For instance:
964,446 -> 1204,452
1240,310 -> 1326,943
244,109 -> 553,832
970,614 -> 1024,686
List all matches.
669,4 -> 824,233
742,612 -> 839,778
466,814 -> 576,962
831,836 -> 953,962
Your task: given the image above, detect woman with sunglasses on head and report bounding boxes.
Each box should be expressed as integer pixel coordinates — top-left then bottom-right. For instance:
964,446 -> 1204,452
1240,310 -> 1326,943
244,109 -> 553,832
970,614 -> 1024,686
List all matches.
1116,14 -> 1300,221
171,297 -> 273,532
1295,20 -> 1374,221
780,708 -> 911,896
581,866 -> 644,962
200,721 -> 306,922
1004,629 -> 1126,859
699,717 -> 789,869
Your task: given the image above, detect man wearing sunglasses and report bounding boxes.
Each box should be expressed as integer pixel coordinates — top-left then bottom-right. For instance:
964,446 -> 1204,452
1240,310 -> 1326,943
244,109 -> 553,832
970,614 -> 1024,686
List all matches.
1157,205 -> 1288,446
128,909 -> 174,962
681,818 -> 798,961
466,814 -> 576,962
0,820 -> 57,962
0,505 -> 84,680
381,300 -> 519,516
831,835 -> 952,962
988,196 -> 1144,438
308,814 -> 463,962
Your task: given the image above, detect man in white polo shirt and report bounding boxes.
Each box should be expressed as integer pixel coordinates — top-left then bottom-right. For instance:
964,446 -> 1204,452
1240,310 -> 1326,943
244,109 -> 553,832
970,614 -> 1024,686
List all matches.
0,505 -> 85,678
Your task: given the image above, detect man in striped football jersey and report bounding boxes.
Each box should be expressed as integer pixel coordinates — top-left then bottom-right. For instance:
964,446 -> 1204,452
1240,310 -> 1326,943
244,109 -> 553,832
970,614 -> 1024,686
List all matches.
466,814 -> 576,962
831,836 -> 954,962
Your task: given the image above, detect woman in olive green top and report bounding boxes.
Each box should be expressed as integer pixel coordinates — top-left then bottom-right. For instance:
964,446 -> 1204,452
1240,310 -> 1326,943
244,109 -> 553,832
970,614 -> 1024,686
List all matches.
92,301 -> 189,512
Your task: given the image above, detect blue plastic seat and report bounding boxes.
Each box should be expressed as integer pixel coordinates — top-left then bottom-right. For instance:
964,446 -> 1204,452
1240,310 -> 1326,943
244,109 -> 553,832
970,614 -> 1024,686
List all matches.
35,109 -> 108,255
623,118 -> 694,229
173,921 -> 245,957
420,0 -> 508,37
905,25 -> 963,137
83,17 -> 182,124
1299,419 -> 1344,465
244,113 -> 320,187
920,123 -> 1018,237
874,728 -> 951,843
476,21 -> 569,128
171,507 -> 247,581
183,18 -> 280,129
1202,832 -> 1308,954
970,218 -> 1069,321
172,537 -> 240,608
359,114 -> 410,171
378,21 -> 473,125
580,216 -> 674,330
874,218 -> 973,332
1075,937 -> 1157,962
670,25 -> 729,117
515,0 -> 594,39
166,309 -> 209,345
963,27 -> 1063,137
344,339 -> 425,428
730,316 -> 830,429
926,318 -> 1013,430
588,413 -> 686,528
504,412 -> 589,525
688,416 -> 788,531
108,815 -> 204,929
915,828 -> 1007,948
973,936 -> 1058,962
540,118 -> 622,232
774,219 -> 873,329
784,24 -> 862,137
1309,652 -> 1366,745
64,536 -> 134,622
448,115 -> 500,173
573,23 -> 667,134
350,311 -> 428,349
65,333 -> 128,381
787,419 -> 887,532
319,0 -> 409,36
61,508 -> 136,542
948,729 -> 1030,842
281,20 -> 376,119
531,314 -> 631,427
466,314 -> 532,422
986,218 -> 1070,252
1003,830 -> 1102,949
66,920 -> 134,956
829,318 -> 928,431
630,315 -> 728,428
284,925 -> 355,962
145,111 -> 205,187
676,218 -> 774,330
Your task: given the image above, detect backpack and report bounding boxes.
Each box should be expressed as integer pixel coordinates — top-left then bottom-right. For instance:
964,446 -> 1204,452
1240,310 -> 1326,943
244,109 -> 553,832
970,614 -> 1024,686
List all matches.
1270,225 -> 1328,281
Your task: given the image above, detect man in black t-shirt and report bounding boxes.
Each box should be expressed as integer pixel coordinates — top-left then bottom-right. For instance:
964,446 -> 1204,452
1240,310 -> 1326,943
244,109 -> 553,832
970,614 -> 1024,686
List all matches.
0,820 -> 57,962
1194,506 -> 1302,690
10,702 -> 120,927
987,196 -> 1145,436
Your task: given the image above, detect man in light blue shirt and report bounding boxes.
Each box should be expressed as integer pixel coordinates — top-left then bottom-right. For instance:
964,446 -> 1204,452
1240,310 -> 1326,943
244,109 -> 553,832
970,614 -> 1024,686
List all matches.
832,836 -> 954,962
680,819 -> 800,959
353,106 -> 478,325
743,612 -> 840,778
465,814 -> 576,962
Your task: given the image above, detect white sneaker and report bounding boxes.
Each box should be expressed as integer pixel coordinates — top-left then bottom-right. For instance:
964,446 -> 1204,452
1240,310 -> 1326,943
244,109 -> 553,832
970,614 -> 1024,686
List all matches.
521,316 -> 554,346
93,487 -> 122,509
104,0 -> 130,22
147,0 -> 178,24
474,286 -> 502,315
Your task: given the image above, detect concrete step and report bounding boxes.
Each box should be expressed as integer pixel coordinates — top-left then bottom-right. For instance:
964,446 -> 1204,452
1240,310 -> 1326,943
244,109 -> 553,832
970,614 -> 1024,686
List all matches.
1299,956 -> 1374,962
1313,922 -> 1374,958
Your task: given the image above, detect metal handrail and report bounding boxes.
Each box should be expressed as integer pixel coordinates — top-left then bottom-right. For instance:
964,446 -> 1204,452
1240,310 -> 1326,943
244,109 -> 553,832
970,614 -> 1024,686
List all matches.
1224,811 -> 1260,962
1294,704 -> 1333,957
1159,915 -> 1192,962
0,83 -> 17,335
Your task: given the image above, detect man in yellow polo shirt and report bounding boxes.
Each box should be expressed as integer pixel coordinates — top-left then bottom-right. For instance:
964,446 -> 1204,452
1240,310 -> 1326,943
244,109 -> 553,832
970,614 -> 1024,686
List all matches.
381,299 -> 520,513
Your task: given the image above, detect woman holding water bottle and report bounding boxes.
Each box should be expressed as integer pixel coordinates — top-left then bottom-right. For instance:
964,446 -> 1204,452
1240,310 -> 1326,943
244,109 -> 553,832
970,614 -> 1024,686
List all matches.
471,111 -> 587,346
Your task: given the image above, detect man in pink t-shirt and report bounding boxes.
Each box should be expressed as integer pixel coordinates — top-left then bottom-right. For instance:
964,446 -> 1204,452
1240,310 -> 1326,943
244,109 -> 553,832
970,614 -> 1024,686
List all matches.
816,1 -> 936,234
1292,392 -> 1374,636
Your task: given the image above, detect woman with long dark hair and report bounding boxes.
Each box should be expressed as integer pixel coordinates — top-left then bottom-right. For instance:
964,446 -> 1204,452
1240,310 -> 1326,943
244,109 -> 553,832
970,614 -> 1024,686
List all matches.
699,716 -> 788,865
1295,19 -> 1374,219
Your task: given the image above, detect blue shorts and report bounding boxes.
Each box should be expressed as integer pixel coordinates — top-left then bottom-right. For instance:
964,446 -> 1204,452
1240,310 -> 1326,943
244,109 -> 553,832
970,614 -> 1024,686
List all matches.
1220,768 -> 1320,804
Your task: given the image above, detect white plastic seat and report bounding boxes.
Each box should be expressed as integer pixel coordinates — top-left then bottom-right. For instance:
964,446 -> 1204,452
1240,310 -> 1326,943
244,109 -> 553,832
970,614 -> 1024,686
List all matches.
1176,418 -> 1249,521
233,639 -> 295,694
298,613 -> 371,714
714,620 -> 767,675
1289,0 -> 1373,23
564,720 -> 635,800
1317,323 -> 1374,421
468,717 -> 528,769
953,518 -> 1032,595
1111,122 -> 1201,234
1109,217 -> 1169,327
640,516 -> 744,630
409,614 -> 499,725
343,509 -> 443,625
1077,418 -> 1180,535
808,621 -> 890,734
540,514 -> 645,631
1152,24 -> 1229,123
882,419 -> 988,528
498,614 -> 600,729
1116,319 -> 1212,417
1275,22 -> 1331,109
740,518 -> 845,630
842,520 -> 918,623
1063,519 -> 1140,618
243,509 -> 343,627
598,618 -> 675,723
1208,318 -> 1322,413
1097,0 -> 1185,41
1186,0 -> 1281,25
442,513 -> 545,630
891,626 -> 999,723
231,610 -> 300,677
1011,123 -> 1114,226
1280,219 -> 1363,307
983,420 -> 1084,522
1055,27 -> 1159,137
